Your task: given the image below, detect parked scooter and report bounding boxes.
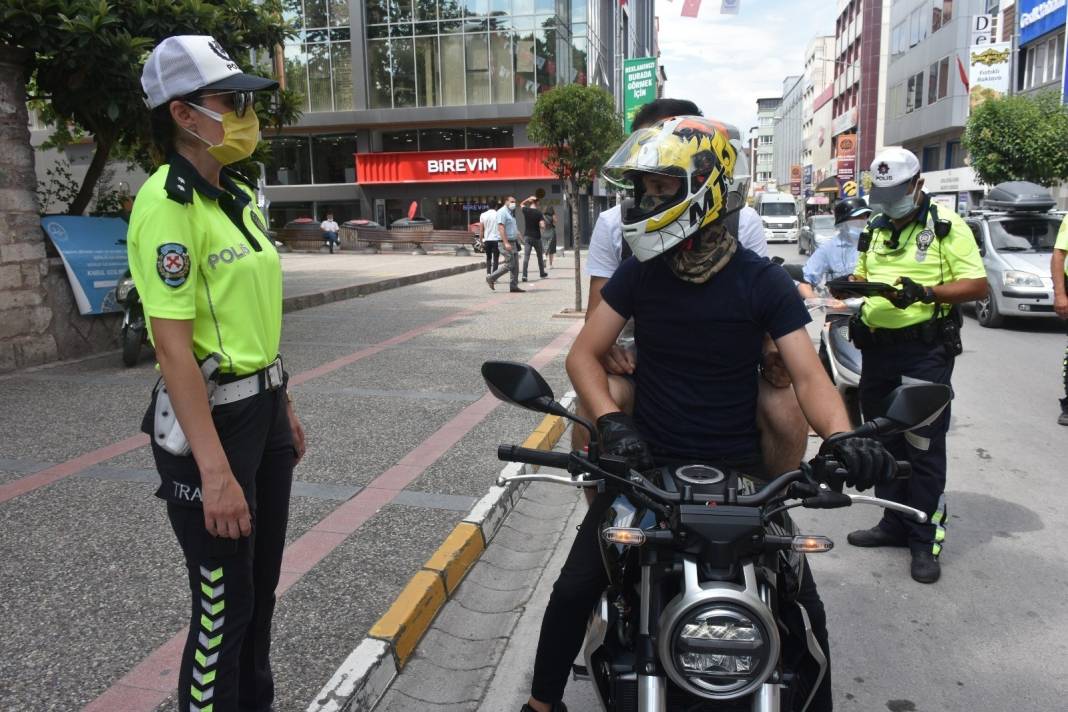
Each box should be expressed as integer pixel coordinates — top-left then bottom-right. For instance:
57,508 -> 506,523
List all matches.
807,297 -> 864,427
484,361 -> 950,712
115,240 -> 145,367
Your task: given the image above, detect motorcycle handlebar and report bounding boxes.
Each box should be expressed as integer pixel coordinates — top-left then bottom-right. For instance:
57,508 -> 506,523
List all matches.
497,445 -> 572,470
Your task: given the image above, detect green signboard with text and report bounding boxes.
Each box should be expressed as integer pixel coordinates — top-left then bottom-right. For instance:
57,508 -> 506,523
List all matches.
623,57 -> 659,131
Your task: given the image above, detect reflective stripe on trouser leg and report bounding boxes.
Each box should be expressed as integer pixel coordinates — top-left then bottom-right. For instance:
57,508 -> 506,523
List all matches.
930,494 -> 947,557
190,564 -> 224,711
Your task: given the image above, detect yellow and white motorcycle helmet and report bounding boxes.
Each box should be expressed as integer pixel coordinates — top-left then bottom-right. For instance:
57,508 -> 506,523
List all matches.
602,115 -> 738,262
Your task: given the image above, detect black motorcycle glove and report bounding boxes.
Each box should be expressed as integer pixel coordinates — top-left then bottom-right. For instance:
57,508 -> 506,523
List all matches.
597,412 -> 655,473
885,276 -> 935,309
825,437 -> 897,492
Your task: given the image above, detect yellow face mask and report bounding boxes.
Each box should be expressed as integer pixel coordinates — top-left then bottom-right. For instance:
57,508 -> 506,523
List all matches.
185,102 -> 260,165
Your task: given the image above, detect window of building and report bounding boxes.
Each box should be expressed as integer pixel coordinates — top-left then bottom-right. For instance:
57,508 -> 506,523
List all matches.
311,134 -> 359,183
466,126 -> 514,148
926,56 -> 950,103
1022,31 -> 1065,90
283,2 -> 353,113
945,140 -> 962,169
418,127 -> 465,151
264,136 -> 313,185
906,71 -> 924,113
922,145 -> 940,172
382,129 -> 419,152
938,57 -> 949,98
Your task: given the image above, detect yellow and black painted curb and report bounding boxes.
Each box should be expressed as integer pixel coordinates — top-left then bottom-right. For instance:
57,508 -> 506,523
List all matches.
307,392 -> 576,712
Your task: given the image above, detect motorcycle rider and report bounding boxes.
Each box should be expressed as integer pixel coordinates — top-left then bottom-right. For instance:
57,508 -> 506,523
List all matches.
845,147 -> 987,583
801,196 -> 871,290
521,117 -> 898,712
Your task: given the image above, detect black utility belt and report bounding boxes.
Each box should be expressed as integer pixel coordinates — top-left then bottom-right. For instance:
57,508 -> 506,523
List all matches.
850,316 -> 961,354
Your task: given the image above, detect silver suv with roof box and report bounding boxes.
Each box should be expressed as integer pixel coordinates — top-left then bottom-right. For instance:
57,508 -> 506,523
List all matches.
964,181 -> 1065,328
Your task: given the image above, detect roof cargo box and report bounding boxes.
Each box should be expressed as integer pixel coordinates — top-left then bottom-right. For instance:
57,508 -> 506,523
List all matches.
982,181 -> 1056,212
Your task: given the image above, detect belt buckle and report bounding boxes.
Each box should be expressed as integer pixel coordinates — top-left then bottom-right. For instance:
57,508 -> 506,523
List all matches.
264,360 -> 283,390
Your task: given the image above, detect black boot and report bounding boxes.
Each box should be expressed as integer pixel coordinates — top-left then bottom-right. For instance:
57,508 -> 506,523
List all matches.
520,703 -> 568,712
846,525 -> 908,548
911,549 -> 941,583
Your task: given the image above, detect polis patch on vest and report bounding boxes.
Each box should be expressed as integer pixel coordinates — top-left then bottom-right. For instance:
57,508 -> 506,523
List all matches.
157,243 -> 191,287
208,243 -> 252,270
915,228 -> 935,262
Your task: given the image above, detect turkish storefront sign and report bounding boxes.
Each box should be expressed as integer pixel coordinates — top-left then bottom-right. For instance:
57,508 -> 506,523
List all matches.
835,133 -> 857,181
968,42 -> 1012,111
355,147 -> 555,184
832,107 -> 856,136
623,57 -> 659,131
789,164 -> 803,196
802,164 -> 813,188
971,14 -> 997,45
41,216 -> 129,315
1019,0 -> 1066,45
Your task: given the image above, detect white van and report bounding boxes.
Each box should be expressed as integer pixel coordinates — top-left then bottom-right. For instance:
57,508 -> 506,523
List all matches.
754,192 -> 801,243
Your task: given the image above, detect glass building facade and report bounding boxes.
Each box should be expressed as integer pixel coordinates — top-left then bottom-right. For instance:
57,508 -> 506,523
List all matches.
262,0 -> 658,232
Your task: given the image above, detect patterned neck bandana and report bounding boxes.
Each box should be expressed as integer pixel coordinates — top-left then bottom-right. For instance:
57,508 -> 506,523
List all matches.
666,221 -> 737,284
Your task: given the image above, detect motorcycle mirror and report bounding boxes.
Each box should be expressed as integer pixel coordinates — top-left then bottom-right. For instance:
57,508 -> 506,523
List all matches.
481,361 -> 564,416
878,384 -> 952,434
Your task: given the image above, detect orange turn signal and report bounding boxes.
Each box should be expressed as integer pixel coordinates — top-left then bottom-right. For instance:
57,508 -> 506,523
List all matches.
603,527 -> 647,546
791,535 -> 834,553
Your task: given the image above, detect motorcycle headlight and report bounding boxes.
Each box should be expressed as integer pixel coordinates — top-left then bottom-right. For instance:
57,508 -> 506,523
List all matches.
1003,270 -> 1044,288
669,605 -> 771,697
116,277 -> 135,302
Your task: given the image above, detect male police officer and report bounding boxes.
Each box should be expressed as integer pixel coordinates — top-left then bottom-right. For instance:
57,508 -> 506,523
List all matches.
845,148 -> 987,583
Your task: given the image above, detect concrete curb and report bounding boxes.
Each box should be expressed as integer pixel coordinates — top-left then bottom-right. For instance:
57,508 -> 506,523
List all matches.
282,261 -> 483,313
306,391 -> 577,712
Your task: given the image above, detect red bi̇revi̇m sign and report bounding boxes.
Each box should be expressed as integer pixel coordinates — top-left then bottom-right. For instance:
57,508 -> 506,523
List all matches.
355,147 -> 555,184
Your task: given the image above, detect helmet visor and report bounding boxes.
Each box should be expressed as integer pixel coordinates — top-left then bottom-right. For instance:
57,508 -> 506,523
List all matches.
603,125 -> 693,189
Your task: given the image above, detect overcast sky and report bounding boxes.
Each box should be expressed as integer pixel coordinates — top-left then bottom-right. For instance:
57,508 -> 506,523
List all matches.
656,0 -> 840,136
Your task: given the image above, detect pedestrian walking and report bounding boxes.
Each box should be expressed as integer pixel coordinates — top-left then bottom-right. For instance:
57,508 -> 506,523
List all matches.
486,196 -> 524,293
845,147 -> 987,583
542,206 -> 557,269
320,211 -> 340,252
129,35 -> 306,711
480,202 -> 500,273
1053,213 -> 1068,425
520,195 -> 548,281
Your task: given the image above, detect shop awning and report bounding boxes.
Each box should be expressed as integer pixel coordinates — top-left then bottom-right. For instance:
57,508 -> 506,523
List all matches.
356,147 -> 555,184
815,176 -> 839,192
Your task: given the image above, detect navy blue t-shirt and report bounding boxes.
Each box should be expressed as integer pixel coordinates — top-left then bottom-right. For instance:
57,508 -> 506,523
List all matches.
600,248 -> 810,461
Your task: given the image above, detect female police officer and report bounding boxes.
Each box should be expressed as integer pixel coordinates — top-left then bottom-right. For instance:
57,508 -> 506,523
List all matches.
128,36 -> 306,710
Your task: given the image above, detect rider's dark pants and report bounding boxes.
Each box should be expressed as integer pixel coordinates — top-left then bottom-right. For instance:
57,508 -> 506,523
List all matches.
529,491 -> 833,711
859,339 -> 953,556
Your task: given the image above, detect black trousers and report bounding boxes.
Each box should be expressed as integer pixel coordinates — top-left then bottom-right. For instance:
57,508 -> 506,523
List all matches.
1062,303 -> 1068,404
522,235 -> 546,279
485,240 -> 500,273
150,388 -> 295,712
859,339 -> 953,556
530,492 -> 832,710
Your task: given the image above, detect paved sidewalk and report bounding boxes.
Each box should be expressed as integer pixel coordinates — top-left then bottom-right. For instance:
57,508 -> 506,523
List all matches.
374,482 -> 585,712
280,252 -> 483,310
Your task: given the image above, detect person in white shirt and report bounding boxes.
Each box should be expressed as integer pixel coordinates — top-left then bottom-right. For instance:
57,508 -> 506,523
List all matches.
480,203 -> 501,273
576,100 -> 810,482
320,213 -> 340,252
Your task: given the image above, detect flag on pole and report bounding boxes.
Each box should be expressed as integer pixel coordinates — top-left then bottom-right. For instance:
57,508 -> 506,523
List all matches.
721,0 -> 740,14
956,56 -> 970,93
681,0 -> 701,17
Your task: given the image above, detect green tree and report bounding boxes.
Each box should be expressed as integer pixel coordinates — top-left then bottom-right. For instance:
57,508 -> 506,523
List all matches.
1,0 -> 300,216
527,83 -> 622,311
963,91 -> 1068,187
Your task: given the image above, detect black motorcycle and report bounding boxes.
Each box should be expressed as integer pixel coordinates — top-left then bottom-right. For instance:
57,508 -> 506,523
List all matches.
482,361 -> 950,712
115,266 -> 145,367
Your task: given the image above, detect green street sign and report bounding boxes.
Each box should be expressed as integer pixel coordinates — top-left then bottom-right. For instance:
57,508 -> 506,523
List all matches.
623,57 -> 659,131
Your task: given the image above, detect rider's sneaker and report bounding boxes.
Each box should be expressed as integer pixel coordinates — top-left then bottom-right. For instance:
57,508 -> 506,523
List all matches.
910,550 -> 941,583
520,704 -> 568,712
846,526 -> 908,548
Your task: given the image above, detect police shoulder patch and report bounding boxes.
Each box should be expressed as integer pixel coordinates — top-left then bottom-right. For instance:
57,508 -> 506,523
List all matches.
157,243 -> 191,287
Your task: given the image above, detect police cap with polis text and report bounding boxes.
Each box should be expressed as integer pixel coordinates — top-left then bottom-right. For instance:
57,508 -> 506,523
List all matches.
868,147 -> 921,204
141,35 -> 278,109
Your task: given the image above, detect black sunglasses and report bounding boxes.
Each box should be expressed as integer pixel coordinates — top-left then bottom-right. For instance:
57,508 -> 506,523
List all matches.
196,90 -> 256,118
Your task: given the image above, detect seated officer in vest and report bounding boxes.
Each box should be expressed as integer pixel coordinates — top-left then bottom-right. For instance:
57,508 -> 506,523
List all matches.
845,147 -> 987,584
